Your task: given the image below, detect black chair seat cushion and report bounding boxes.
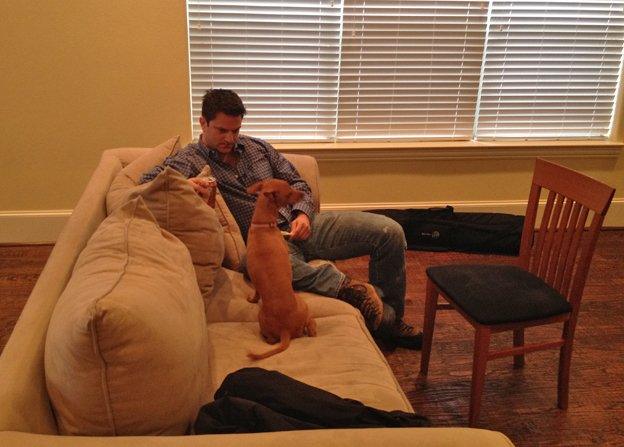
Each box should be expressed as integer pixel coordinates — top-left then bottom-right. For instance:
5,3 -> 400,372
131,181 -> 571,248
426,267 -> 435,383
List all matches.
426,264 -> 572,325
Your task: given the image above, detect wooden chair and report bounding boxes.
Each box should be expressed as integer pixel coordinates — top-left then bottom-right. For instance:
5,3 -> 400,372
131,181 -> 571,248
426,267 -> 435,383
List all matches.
418,158 -> 615,426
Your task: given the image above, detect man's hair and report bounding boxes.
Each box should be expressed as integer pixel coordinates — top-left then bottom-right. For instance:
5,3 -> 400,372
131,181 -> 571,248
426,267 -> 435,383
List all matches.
201,89 -> 247,122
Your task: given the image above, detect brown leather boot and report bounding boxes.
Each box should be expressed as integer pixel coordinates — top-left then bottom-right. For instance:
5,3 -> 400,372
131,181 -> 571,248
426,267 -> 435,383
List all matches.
337,278 -> 384,331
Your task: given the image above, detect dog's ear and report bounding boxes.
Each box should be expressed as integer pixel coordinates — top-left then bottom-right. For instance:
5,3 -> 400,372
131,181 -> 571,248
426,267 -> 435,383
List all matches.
246,181 -> 264,195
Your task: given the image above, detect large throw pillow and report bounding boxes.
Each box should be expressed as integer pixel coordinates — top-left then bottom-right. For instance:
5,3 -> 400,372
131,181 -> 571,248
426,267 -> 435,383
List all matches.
196,165 -> 246,271
44,197 -> 209,435
106,135 -> 180,213
114,167 -> 224,296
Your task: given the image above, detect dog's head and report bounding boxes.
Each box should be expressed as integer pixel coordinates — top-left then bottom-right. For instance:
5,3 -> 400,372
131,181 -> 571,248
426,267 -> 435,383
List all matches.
247,179 -> 304,207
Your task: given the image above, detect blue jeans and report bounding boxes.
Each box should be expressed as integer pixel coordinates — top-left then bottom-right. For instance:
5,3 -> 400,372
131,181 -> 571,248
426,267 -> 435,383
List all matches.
286,211 -> 407,319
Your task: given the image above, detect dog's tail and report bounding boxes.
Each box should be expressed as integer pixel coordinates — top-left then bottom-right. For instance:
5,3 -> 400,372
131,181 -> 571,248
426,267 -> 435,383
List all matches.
247,330 -> 291,361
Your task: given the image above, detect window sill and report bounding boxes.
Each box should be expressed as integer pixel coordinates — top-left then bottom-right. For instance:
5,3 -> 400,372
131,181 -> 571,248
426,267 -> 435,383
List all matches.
274,140 -> 624,161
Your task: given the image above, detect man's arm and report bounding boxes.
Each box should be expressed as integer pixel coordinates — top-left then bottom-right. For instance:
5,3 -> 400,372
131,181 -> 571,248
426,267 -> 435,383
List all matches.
139,146 -> 205,184
258,141 -> 315,241
262,142 -> 316,219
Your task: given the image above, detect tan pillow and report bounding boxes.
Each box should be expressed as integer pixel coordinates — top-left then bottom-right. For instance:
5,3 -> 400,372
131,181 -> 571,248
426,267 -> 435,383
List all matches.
197,165 -> 246,271
113,167 -> 224,296
106,135 -> 180,213
44,197 -> 209,435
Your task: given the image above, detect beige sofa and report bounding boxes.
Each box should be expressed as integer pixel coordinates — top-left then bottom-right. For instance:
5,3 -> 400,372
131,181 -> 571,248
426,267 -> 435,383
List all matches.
0,143 -> 515,446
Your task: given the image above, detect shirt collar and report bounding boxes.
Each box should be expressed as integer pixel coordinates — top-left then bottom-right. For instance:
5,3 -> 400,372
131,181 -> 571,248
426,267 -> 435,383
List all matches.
197,135 -> 244,161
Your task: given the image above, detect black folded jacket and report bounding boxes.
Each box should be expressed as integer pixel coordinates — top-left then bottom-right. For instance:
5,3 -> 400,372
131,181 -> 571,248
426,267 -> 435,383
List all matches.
194,367 -> 430,434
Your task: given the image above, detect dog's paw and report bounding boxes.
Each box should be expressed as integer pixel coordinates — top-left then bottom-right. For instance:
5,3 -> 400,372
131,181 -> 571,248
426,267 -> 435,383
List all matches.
306,318 -> 318,337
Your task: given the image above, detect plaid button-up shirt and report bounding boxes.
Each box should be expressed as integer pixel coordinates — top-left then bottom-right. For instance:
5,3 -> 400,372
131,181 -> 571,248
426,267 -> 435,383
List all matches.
139,135 -> 315,240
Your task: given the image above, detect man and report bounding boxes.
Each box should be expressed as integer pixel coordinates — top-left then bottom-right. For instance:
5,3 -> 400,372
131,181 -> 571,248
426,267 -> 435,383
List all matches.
141,89 -> 422,349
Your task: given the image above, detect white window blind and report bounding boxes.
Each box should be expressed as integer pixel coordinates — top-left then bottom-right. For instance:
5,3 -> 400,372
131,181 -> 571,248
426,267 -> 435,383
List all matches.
187,0 -> 342,141
475,1 -> 624,139
187,1 -> 624,142
338,1 -> 487,141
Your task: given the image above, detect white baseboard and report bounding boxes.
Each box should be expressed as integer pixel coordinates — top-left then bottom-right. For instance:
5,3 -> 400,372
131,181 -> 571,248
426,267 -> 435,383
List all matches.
322,200 -> 530,214
1,199 -> 622,243
0,210 -> 72,244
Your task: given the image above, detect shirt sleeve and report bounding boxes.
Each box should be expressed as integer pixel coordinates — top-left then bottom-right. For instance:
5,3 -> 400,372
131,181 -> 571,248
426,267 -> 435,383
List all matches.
138,147 -> 204,184
263,141 -> 316,219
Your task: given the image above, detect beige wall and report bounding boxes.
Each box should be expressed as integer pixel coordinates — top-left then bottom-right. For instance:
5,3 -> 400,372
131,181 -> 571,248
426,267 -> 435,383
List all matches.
1,0 -> 192,211
315,155 -> 623,229
318,156 -> 621,205
1,0 -> 622,243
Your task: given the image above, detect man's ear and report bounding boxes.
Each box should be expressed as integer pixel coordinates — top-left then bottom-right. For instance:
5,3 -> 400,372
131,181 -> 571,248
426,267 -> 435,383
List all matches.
246,181 -> 264,195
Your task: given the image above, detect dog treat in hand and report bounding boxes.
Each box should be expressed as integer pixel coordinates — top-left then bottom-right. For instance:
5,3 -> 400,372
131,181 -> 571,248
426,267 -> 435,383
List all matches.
202,176 -> 217,208
196,166 -> 217,208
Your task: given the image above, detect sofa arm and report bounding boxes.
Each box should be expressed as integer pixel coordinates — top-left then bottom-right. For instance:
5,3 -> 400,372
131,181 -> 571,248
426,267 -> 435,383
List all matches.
1,427 -> 515,447
283,153 -> 320,213
0,152 -> 123,435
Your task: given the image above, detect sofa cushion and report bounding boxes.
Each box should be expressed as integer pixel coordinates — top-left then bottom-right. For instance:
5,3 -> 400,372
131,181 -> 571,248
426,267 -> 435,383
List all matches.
204,314 -> 412,413
111,167 -> 224,296
44,197 -> 209,436
106,135 -> 181,212
196,165 -> 246,271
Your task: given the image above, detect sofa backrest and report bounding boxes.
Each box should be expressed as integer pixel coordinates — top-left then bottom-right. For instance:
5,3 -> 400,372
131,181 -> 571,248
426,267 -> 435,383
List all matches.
281,153 -> 321,213
106,147 -> 322,212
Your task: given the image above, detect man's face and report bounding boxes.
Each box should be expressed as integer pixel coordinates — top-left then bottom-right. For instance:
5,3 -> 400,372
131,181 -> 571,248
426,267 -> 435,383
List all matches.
200,112 -> 243,155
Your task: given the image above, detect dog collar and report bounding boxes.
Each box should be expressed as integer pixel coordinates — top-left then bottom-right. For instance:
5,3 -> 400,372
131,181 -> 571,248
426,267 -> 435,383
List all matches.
250,222 -> 278,229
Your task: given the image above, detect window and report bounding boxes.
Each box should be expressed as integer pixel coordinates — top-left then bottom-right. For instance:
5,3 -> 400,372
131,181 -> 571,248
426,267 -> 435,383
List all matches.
476,1 -> 624,139
187,1 -> 624,142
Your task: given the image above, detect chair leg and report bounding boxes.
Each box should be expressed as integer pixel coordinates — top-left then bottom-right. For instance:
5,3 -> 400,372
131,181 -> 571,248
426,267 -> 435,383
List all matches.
419,277 -> 439,377
469,327 -> 491,427
513,328 -> 525,368
558,321 -> 575,410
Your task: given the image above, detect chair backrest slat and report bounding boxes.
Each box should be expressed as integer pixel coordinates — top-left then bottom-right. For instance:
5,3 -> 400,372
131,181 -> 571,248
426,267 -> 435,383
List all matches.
559,206 -> 590,297
529,190 -> 556,274
545,196 -> 575,286
537,193 -> 565,279
520,159 -> 614,309
552,201 -> 582,292
518,183 -> 542,269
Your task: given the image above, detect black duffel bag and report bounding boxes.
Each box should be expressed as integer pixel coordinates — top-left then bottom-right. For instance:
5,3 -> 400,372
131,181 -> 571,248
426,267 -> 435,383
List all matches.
369,206 -> 524,255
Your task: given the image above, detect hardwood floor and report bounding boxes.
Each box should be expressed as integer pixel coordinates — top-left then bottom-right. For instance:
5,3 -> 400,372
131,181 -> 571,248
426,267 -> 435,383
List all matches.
337,230 -> 624,446
1,231 -> 623,446
0,244 -> 53,351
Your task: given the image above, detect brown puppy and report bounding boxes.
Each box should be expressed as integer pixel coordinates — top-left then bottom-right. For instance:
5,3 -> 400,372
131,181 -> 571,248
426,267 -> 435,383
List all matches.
245,179 -> 317,360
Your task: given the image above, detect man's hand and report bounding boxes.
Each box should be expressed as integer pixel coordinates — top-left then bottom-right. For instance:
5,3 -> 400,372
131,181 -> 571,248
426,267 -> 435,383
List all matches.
189,177 -> 210,196
289,212 -> 311,241
188,177 -> 216,208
